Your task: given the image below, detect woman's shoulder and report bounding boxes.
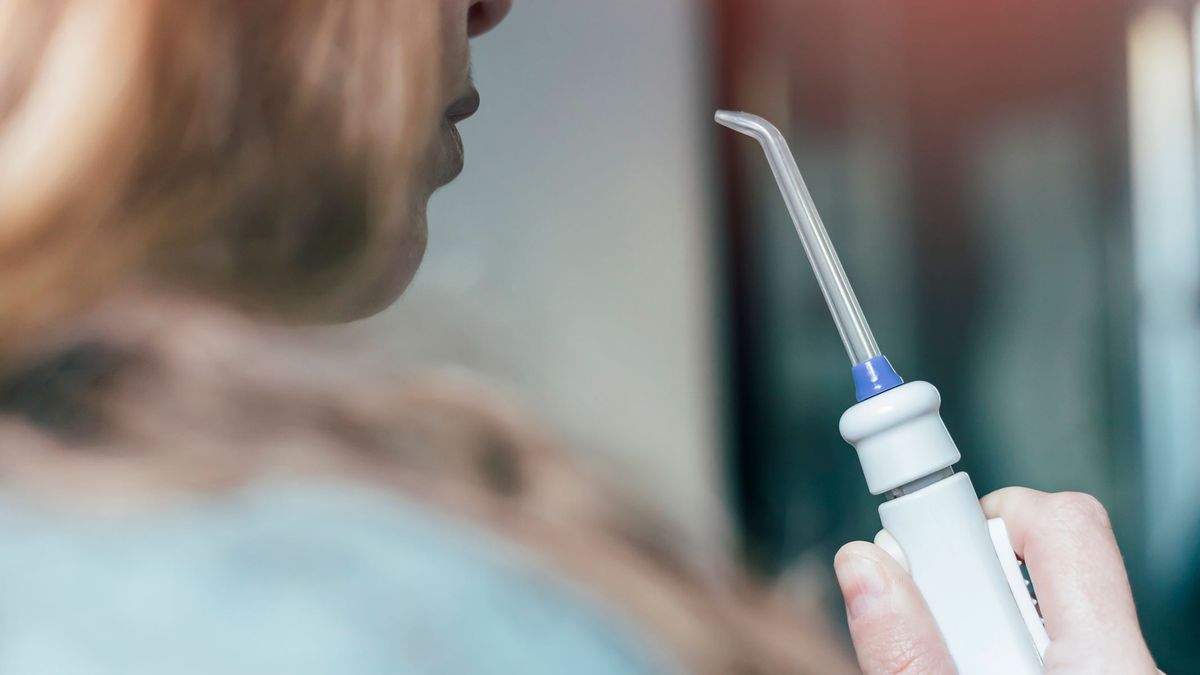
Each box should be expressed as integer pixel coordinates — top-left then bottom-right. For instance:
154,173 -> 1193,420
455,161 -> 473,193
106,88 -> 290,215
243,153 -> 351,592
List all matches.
0,293 -> 858,675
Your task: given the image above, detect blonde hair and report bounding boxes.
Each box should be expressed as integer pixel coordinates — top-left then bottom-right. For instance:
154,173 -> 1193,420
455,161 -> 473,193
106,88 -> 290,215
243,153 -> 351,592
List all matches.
0,0 -> 440,357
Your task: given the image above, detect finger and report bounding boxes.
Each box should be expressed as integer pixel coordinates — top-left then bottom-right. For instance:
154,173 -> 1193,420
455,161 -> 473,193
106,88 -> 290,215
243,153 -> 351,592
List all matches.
982,488 -> 1156,670
835,541 -> 956,675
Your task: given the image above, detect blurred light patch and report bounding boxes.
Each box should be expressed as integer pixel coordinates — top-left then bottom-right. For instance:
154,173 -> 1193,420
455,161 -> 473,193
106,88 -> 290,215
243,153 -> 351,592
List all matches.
1127,4 -> 1200,589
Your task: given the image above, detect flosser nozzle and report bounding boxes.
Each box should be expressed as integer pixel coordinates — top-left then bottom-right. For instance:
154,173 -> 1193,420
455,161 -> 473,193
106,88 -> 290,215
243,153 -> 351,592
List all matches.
716,110 -> 902,399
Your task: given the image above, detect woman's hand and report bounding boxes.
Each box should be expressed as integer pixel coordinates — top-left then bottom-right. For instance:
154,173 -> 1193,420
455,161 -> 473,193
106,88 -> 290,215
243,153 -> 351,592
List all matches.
833,488 -> 1160,674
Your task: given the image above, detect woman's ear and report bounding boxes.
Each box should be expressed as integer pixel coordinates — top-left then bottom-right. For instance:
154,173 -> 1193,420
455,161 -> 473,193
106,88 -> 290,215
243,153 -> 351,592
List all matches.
0,0 -> 151,246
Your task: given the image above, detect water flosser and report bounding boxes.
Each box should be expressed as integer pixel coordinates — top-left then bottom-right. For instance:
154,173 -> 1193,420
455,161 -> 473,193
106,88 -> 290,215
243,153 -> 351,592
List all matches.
716,111 -> 1051,674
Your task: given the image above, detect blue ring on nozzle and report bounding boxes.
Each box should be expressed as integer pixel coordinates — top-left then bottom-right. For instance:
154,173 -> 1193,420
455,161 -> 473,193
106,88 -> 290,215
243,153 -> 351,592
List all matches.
852,355 -> 904,401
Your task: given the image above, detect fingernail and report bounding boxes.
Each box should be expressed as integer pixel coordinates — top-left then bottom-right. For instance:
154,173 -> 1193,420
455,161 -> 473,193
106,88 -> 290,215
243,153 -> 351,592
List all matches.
837,554 -> 888,620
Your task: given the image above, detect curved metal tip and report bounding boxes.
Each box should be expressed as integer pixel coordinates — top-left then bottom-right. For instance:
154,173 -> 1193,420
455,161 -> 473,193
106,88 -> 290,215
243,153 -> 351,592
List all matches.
713,109 -> 882,365
714,110 -> 784,145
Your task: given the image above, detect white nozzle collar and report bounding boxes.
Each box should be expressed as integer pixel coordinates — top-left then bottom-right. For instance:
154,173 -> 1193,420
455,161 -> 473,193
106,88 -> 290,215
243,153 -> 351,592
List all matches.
840,381 -> 961,494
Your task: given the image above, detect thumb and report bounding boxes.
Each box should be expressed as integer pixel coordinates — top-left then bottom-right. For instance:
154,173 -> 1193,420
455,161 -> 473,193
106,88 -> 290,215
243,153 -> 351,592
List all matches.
835,541 -> 956,675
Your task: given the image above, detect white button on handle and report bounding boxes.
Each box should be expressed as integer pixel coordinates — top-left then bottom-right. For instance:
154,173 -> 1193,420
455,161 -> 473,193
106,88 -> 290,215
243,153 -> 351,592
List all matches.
988,518 -> 1051,660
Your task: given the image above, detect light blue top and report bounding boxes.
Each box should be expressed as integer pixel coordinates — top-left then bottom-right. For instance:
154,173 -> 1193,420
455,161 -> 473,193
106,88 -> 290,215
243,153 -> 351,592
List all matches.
0,482 -> 677,675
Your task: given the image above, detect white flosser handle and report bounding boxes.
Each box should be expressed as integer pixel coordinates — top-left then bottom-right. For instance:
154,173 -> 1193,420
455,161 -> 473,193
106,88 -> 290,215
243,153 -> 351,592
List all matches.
874,516 -> 1051,668
842,381 -> 1047,674
715,110 -> 1054,673
877,473 -> 1045,674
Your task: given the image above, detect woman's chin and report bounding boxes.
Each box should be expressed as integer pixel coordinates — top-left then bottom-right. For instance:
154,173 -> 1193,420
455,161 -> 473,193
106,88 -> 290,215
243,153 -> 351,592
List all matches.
320,223 -> 428,323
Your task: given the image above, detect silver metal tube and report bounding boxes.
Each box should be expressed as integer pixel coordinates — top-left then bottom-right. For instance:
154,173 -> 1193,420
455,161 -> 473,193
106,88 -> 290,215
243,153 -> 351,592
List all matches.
887,467 -> 955,499
716,110 -> 880,364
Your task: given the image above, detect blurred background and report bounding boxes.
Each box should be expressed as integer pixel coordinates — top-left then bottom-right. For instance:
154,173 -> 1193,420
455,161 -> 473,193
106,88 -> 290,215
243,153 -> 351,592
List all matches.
349,0 -> 1200,670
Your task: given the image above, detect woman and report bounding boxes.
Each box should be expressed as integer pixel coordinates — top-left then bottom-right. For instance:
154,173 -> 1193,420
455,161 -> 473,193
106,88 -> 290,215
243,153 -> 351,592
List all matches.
0,1 -> 1160,674
0,2 -> 859,673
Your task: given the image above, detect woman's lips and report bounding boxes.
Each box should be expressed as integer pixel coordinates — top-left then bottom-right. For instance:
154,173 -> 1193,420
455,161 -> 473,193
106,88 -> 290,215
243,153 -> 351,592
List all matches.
432,87 -> 479,186
445,87 -> 481,124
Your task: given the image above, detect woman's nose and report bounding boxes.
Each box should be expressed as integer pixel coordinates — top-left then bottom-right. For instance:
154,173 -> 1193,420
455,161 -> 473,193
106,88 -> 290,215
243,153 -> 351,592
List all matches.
467,0 -> 512,38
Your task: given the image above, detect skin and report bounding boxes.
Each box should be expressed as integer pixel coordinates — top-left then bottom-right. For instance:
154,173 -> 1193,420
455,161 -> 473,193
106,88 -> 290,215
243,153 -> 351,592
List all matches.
337,0 -> 513,318
834,489 -> 1161,674
420,0 -> 514,218
427,0 -> 514,232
